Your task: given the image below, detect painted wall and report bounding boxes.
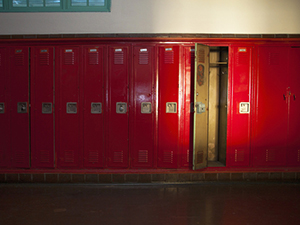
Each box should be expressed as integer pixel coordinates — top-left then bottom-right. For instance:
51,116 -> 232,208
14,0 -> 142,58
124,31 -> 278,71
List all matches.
0,0 -> 300,35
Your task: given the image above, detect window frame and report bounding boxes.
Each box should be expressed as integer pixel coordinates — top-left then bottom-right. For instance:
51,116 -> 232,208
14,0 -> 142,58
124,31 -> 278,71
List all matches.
0,0 -> 110,12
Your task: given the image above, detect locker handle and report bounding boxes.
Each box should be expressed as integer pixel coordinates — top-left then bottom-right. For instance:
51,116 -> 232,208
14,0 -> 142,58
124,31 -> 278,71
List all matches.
283,94 -> 286,100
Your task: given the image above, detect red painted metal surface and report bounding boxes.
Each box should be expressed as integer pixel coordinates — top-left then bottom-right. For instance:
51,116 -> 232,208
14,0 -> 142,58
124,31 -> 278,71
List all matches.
181,45 -> 194,168
10,47 -> 30,168
56,46 -> 82,168
31,47 -> 55,168
227,46 -> 252,167
82,46 -> 105,168
0,38 -> 300,173
287,47 -> 300,166
107,45 -> 130,168
253,46 -> 289,167
158,45 -> 180,168
130,45 -> 156,168
0,47 -> 10,168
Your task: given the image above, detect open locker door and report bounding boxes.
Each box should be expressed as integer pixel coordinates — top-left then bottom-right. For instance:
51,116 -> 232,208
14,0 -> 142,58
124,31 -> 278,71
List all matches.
193,44 -> 210,170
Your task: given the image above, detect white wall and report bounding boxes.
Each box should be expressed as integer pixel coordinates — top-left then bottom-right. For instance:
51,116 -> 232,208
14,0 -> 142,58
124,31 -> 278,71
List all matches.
0,0 -> 300,35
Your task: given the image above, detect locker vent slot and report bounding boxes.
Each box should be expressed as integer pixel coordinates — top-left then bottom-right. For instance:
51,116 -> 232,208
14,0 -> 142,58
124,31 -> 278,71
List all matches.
163,151 -> 174,163
39,52 -> 50,66
113,151 -> 123,163
64,150 -> 75,163
186,149 -> 189,163
266,149 -> 275,162
197,49 -> 205,63
64,52 -> 75,65
15,53 -> 24,66
139,51 -> 149,65
138,150 -> 148,163
197,150 -> 204,164
235,149 -> 245,162
237,52 -> 249,65
89,52 -> 99,65
14,151 -> 27,164
164,51 -> 174,64
114,51 -> 124,65
268,53 -> 280,65
40,150 -> 50,163
88,150 -> 99,163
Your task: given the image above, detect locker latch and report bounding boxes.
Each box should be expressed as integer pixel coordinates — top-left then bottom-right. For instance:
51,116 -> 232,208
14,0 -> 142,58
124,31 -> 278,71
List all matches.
91,102 -> 102,114
0,103 -> 4,113
67,102 -> 77,114
195,102 -> 205,114
166,102 -> 177,113
42,103 -> 52,114
17,102 -> 27,113
141,102 -> 151,114
239,102 -> 250,114
116,102 -> 127,114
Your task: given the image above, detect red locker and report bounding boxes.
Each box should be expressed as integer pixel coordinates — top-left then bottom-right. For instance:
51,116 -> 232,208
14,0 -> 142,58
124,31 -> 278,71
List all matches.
0,47 -> 10,167
131,45 -> 155,168
83,46 -> 105,168
56,47 -> 82,168
181,46 -> 194,168
227,46 -> 252,167
253,46 -> 289,167
31,47 -> 55,168
287,47 -> 300,166
158,46 -> 180,168
10,47 -> 30,168
107,46 -> 130,168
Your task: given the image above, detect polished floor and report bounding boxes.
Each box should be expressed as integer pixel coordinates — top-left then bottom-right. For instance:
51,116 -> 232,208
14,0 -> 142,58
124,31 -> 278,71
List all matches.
0,182 -> 300,225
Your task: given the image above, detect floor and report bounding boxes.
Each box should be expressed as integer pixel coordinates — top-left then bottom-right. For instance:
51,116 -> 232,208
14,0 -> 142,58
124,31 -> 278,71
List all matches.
0,182 -> 300,225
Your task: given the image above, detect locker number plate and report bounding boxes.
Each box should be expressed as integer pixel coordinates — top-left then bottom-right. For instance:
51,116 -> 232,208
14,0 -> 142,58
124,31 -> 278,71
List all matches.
0,103 -> 4,113
42,103 -> 52,114
91,102 -> 102,114
166,102 -> 177,113
116,102 -> 127,114
67,102 -> 77,114
141,102 -> 151,114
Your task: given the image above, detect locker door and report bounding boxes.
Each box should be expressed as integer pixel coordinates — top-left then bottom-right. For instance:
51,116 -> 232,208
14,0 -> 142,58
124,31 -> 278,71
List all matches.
56,47 -> 81,168
181,46 -> 195,168
193,44 -> 210,170
131,45 -> 155,168
287,47 -> 300,166
107,46 -> 129,168
31,47 -> 55,168
10,47 -> 30,168
158,46 -> 180,168
253,46 -> 289,167
227,46 -> 252,167
83,46 -> 105,168
0,48 -> 10,167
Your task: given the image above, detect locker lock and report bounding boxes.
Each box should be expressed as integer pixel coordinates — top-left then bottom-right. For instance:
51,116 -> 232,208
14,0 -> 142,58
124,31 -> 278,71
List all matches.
0,103 -> 4,113
17,102 -> 27,113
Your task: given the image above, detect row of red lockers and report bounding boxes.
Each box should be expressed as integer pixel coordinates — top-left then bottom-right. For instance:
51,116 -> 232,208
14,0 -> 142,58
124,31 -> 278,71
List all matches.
0,42 -> 300,170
